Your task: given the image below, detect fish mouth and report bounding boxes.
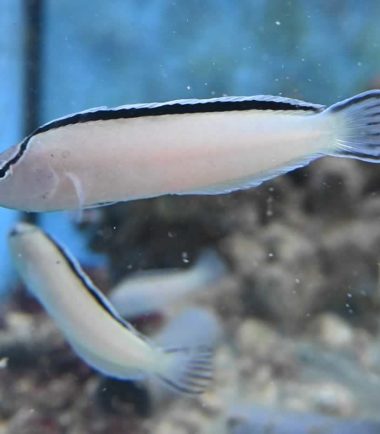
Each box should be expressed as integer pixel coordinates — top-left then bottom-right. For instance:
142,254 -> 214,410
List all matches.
9,222 -> 38,238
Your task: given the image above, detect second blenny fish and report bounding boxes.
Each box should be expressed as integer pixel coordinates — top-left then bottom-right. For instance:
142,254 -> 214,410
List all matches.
1,90 -> 380,211
8,223 -> 212,395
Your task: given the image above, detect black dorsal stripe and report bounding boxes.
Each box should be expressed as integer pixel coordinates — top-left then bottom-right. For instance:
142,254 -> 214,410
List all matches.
0,136 -> 30,179
33,96 -> 323,136
46,233 -> 137,333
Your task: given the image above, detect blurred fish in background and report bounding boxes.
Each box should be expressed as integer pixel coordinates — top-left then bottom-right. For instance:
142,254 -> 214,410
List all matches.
109,249 -> 226,319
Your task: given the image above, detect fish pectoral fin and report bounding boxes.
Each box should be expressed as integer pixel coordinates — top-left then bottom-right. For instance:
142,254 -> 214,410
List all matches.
156,345 -> 213,395
64,171 -> 87,219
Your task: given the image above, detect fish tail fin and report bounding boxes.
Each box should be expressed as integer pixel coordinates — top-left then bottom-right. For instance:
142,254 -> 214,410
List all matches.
327,89 -> 380,162
156,345 -> 213,395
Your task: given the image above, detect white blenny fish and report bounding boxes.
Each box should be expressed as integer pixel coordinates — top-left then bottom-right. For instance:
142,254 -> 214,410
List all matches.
1,90 -> 380,212
8,222 -> 213,395
110,250 -> 226,319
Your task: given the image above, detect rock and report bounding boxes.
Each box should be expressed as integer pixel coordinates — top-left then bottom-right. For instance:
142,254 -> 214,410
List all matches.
303,158 -> 365,219
284,381 -> 355,417
236,319 -> 279,358
308,313 -> 354,348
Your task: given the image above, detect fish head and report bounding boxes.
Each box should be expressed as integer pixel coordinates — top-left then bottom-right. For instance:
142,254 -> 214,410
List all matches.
0,142 -> 60,212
